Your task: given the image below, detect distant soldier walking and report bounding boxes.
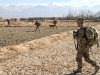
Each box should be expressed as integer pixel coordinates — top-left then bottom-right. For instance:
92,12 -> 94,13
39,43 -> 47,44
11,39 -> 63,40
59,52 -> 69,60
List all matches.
7,19 -> 10,26
15,18 -> 17,22
73,17 -> 100,75
53,20 -> 57,28
34,20 -> 41,31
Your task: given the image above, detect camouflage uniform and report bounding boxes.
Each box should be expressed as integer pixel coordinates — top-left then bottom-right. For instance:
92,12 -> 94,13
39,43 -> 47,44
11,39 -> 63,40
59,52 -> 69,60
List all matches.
74,17 -> 99,75
53,20 -> 57,28
35,20 -> 41,31
76,17 -> 84,27
7,19 -> 10,26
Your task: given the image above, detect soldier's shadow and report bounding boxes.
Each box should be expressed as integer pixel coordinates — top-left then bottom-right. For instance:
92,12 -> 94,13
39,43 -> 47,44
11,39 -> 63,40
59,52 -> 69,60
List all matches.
25,30 -> 35,32
64,72 -> 76,75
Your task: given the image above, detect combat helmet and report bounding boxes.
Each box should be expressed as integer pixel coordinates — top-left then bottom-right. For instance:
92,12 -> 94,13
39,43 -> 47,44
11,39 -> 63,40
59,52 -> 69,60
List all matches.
76,17 -> 85,27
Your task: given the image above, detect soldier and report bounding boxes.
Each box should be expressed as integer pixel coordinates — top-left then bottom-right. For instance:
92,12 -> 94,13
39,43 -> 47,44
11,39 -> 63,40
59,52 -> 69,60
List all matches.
34,20 -> 41,31
73,17 -> 99,75
7,19 -> 10,26
15,18 -> 17,22
53,20 -> 57,28
76,17 -> 85,27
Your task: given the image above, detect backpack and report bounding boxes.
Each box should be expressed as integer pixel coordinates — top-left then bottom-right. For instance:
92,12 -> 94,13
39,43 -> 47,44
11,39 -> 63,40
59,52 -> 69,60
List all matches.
73,26 -> 99,49
35,22 -> 41,26
53,20 -> 57,25
85,27 -> 99,47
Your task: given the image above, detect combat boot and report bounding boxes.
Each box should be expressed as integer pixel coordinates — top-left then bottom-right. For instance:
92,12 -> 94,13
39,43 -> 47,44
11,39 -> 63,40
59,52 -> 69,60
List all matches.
73,68 -> 82,74
92,66 -> 100,75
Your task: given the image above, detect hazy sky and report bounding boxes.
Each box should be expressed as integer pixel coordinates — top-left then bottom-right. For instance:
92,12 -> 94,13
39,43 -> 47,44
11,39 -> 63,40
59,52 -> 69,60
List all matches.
0,0 -> 100,18
0,0 -> 69,4
0,0 -> 100,7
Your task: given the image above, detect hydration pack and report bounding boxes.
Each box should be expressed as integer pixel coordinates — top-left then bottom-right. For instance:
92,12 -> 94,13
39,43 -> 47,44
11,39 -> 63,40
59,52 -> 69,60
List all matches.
73,26 -> 99,48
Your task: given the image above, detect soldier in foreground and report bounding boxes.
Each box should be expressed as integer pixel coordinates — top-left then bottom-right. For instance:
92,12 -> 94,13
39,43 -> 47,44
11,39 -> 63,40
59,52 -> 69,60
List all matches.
73,17 -> 100,75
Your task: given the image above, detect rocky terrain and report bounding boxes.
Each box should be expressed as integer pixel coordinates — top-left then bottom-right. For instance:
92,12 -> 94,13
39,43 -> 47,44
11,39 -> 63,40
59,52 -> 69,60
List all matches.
0,25 -> 99,75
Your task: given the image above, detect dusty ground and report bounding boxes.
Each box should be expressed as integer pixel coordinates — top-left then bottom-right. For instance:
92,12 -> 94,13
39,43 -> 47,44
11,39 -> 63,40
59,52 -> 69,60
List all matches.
0,26 -> 78,47
0,22 -> 100,75
0,29 -> 99,75
0,20 -> 100,27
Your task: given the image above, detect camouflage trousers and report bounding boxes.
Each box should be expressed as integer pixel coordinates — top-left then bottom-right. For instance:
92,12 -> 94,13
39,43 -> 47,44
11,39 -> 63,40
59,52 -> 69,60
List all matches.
76,46 -> 98,69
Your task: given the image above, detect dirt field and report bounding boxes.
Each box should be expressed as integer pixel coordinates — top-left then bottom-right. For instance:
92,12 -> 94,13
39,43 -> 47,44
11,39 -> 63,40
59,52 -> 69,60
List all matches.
0,20 -> 100,27
0,20 -> 100,47
0,21 -> 100,75
0,26 -> 78,47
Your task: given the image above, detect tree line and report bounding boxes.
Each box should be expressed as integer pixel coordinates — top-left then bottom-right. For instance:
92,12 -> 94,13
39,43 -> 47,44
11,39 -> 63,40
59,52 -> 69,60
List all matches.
65,10 -> 100,21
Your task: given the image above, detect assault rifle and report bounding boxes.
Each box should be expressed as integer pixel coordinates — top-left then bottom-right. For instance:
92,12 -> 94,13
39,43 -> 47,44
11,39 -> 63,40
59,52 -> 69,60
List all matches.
73,31 -> 78,50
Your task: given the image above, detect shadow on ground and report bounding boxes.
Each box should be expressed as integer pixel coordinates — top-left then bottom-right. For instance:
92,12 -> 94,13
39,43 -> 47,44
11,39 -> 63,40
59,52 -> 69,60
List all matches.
64,72 -> 76,75
64,72 -> 89,75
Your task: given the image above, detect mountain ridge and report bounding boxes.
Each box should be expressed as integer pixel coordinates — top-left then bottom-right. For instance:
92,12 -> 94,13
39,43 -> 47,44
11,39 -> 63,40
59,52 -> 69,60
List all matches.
0,3 -> 100,18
